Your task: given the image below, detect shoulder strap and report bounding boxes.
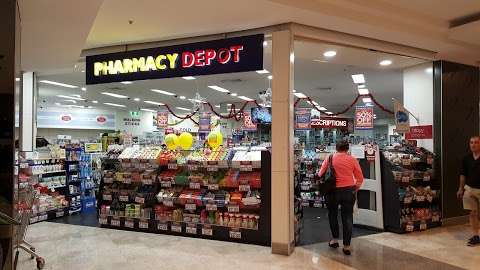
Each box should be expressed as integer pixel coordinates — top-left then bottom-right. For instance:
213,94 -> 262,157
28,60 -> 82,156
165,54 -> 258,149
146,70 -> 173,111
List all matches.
328,154 -> 333,166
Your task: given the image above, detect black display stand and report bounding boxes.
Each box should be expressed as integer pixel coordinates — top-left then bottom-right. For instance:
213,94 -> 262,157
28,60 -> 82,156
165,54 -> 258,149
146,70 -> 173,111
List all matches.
98,151 -> 271,246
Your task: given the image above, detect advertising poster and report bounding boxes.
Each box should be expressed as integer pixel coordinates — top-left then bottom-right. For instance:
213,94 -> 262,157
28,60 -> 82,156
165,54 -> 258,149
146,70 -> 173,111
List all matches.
354,106 -> 374,130
157,111 -> 169,128
242,111 -> 257,131
295,109 -> 311,130
394,101 -> 410,133
310,117 -> 350,130
37,111 -> 115,130
199,112 -> 212,132
405,125 -> 433,140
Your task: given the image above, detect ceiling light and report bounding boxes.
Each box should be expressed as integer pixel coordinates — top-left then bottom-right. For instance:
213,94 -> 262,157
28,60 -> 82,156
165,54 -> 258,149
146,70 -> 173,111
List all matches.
144,100 -> 165,106
318,107 -> 327,111
208,85 -> 230,93
179,96 -> 186,100
323,51 -> 337,57
92,100 -> 98,104
151,89 -> 175,96
133,98 -> 141,102
425,67 -> 433,74
358,88 -> 370,95
268,75 -> 273,80
101,92 -> 129,99
263,41 -> 268,47
182,76 -> 196,80
313,59 -> 328,63
72,94 -> 82,98
256,69 -> 269,74
141,108 -> 156,112
362,97 -> 372,103
351,74 -> 365,84
120,81 -> 133,84
104,102 -> 126,108
56,95 -> 85,101
215,105 -> 221,108
176,107 -> 191,111
55,102 -> 61,106
379,60 -> 392,66
325,112 -> 333,115
40,80 -> 78,88
15,77 -> 20,82
358,84 -> 366,88
290,53 -> 295,63
238,96 -> 254,101
231,93 -> 238,97
63,100 -> 77,104
81,87 -> 87,91
294,92 -> 307,98
81,70 -> 85,73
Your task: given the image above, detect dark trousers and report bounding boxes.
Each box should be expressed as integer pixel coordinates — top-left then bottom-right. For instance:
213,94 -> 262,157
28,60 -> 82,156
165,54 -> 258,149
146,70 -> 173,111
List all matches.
326,186 -> 356,246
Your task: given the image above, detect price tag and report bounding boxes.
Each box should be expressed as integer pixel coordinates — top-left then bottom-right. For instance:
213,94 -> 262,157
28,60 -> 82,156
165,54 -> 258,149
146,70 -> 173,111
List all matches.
103,194 -> 112,201
157,223 -> 168,231
111,219 -> 120,227
301,201 -> 310,207
202,225 -> 213,236
206,204 -> 217,211
404,197 -> 413,204
56,211 -> 65,218
163,200 -> 174,207
239,184 -> 250,192
99,217 -> 108,225
135,197 -> 145,204
187,165 -> 198,171
161,181 -> 172,188
416,195 -> 425,202
171,223 -> 182,233
313,201 -> 322,208
402,159 -> 411,166
304,160 -> 313,165
227,205 -> 240,213
240,165 -> 252,172
423,175 -> 431,181
123,178 -> 132,184
229,230 -> 242,239
186,224 -> 197,234
208,184 -> 219,190
189,182 -> 201,189
38,214 -> 48,221
124,220 -> 134,228
185,203 -> 196,211
168,163 -> 178,170
30,216 -> 39,223
207,166 -> 218,172
401,176 -> 410,183
419,222 -> 427,230
432,215 -> 440,222
119,195 -> 129,202
139,220 -> 149,229
142,179 -> 153,185
405,223 -> 414,232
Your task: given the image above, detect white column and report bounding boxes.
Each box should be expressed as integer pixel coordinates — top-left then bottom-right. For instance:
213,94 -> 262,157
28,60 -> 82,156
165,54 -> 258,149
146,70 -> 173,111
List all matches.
20,72 -> 37,151
271,30 -> 295,255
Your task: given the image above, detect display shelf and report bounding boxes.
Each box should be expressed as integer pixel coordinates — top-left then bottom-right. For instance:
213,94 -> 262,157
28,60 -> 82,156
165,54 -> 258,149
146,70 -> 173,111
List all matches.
30,208 -> 69,224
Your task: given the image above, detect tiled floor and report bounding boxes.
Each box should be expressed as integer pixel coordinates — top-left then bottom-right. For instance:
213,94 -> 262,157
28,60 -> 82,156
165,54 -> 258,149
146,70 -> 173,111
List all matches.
17,222 -> 479,270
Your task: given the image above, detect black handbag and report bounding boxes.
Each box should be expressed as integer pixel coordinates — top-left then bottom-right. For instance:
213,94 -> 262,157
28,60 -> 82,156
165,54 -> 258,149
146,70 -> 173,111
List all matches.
317,155 -> 336,194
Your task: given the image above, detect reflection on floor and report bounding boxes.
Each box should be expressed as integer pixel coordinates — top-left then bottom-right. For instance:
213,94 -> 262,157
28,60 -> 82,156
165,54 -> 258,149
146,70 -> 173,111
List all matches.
298,207 -> 377,245
49,211 -> 98,227
17,222 -> 478,270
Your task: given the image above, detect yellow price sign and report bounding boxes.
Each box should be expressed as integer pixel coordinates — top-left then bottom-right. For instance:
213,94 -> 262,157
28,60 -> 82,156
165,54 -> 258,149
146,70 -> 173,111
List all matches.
85,143 -> 102,153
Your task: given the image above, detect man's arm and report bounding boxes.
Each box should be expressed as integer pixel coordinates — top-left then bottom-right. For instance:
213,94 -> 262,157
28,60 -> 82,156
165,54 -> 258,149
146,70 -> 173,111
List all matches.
457,175 -> 466,199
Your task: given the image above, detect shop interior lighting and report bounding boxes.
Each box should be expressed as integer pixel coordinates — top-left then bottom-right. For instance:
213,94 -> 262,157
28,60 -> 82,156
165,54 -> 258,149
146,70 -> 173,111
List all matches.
151,89 -> 175,96
81,87 -> 87,91
63,100 -> 77,104
293,89 -> 297,93
120,81 -> 133,84
268,75 -> 273,80
325,112 -> 333,115
379,60 -> 392,66
358,84 -> 366,88
140,108 -> 156,112
72,94 -> 82,98
56,95 -> 85,101
351,74 -> 365,84
133,98 -> 141,102
144,100 -> 165,106
189,98 -> 204,103
101,92 -> 129,99
323,51 -> 337,57
231,93 -> 238,97
182,76 -> 196,80
362,97 -> 372,103
256,69 -> 269,74
294,92 -> 307,98
238,96 -> 254,101
263,41 -> 268,47
104,102 -> 126,108
92,100 -> 98,104
425,67 -> 433,74
15,78 -> 20,82
215,105 -> 221,108
179,96 -> 186,100
358,88 -> 370,95
318,106 -> 328,111
40,80 -> 78,88
208,85 -> 230,93
176,107 -> 191,111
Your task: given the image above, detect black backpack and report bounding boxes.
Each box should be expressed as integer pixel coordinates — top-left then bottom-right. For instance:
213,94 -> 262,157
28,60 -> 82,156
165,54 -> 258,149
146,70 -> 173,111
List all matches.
317,155 -> 336,194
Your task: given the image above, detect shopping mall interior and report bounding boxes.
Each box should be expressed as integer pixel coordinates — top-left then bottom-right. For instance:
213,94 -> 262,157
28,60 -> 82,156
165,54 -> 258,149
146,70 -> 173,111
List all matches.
2,1 -> 480,270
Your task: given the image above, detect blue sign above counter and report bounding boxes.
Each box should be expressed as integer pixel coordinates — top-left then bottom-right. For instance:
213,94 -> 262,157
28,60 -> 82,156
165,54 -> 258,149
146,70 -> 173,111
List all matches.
86,34 -> 264,85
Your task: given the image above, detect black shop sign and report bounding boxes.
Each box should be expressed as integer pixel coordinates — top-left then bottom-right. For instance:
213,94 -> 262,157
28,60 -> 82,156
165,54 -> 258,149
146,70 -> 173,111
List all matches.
86,34 -> 264,85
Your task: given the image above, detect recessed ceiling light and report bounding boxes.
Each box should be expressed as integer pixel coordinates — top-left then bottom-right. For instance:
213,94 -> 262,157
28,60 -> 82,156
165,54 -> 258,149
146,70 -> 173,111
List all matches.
313,59 -> 328,63
133,98 -> 141,102
72,94 -> 82,98
379,60 -> 392,66
144,100 -> 165,106
362,97 -> 372,103
268,75 -> 273,80
104,102 -> 126,108
179,96 -> 186,100
63,100 -> 77,104
151,89 -> 175,96
81,70 -> 85,73
238,96 -> 254,101
56,95 -> 85,101
358,88 -> 370,95
55,102 -> 61,106
141,108 -> 156,112
120,81 -> 133,84
101,92 -> 129,99
81,87 -> 87,91
425,67 -> 433,74
351,74 -> 365,84
358,84 -> 366,88
318,107 -> 327,111
325,112 -> 333,115
215,105 -> 221,108
323,51 -> 337,57
294,92 -> 307,98
40,80 -> 78,88
176,107 -> 191,111
263,41 -> 268,47
182,76 -> 196,80
256,69 -> 269,74
15,77 -> 20,82
231,93 -> 238,97
92,100 -> 98,104
208,85 -> 230,93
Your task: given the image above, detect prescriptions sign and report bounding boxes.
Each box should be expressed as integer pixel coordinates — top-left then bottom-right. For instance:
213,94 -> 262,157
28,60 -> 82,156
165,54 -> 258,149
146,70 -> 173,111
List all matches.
86,34 -> 264,85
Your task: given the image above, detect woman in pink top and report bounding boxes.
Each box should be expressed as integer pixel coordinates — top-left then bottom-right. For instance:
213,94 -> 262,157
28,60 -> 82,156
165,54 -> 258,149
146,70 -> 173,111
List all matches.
318,140 -> 364,255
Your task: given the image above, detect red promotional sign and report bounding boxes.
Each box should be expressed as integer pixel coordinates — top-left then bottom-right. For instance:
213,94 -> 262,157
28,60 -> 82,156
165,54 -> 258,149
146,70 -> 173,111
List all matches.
242,112 -> 257,131
405,125 -> 433,140
157,111 -> 169,128
60,114 -> 72,122
355,106 -> 374,130
311,117 -> 350,130
96,115 -> 107,124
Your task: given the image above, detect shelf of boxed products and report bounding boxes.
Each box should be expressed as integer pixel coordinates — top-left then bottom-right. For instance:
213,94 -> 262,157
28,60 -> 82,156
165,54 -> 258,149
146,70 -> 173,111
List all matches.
400,207 -> 442,233
29,191 -> 69,224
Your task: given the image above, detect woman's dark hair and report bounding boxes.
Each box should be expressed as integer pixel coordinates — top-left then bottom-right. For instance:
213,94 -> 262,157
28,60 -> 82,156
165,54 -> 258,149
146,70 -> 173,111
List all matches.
336,139 -> 349,152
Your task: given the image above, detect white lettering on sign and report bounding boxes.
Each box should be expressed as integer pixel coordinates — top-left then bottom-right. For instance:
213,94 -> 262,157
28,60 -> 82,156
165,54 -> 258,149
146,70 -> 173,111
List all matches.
229,230 -> 242,239
311,118 -> 348,128
139,220 -> 149,229
158,223 -> 168,231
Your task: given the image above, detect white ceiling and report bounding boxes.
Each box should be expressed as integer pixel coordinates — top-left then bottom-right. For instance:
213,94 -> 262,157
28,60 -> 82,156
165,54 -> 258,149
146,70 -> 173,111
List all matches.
36,40 -> 429,121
